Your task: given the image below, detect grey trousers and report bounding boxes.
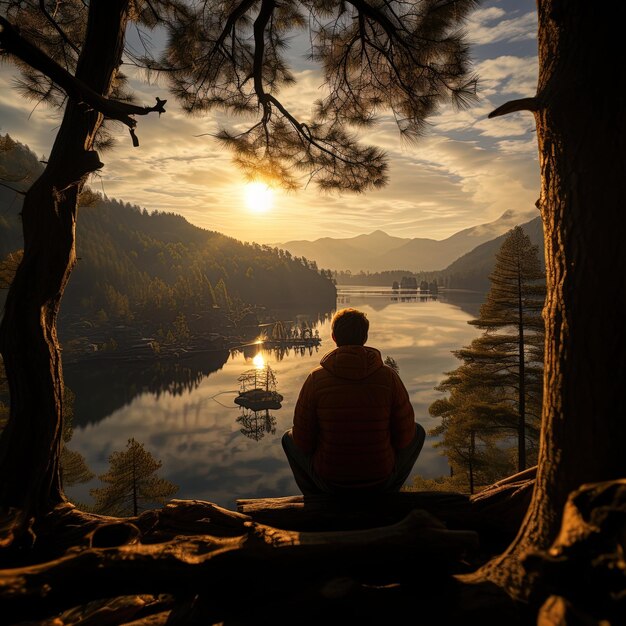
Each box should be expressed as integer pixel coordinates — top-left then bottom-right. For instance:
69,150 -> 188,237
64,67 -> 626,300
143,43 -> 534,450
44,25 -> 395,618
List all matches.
281,423 -> 426,495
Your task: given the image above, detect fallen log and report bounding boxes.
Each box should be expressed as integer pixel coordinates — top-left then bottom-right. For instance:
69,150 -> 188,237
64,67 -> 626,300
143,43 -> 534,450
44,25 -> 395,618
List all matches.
236,491 -> 474,531
236,473 -> 535,543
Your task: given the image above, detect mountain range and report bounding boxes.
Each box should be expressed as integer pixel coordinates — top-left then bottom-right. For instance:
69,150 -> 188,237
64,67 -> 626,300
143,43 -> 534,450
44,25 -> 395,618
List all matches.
277,208 -> 540,273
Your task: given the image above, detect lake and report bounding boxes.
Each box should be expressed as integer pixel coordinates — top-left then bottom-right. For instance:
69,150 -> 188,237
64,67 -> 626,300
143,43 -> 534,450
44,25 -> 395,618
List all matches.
64,287 -> 486,510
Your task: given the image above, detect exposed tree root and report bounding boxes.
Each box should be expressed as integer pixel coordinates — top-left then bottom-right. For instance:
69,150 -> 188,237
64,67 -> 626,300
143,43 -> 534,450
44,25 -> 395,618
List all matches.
0,472 -> 548,626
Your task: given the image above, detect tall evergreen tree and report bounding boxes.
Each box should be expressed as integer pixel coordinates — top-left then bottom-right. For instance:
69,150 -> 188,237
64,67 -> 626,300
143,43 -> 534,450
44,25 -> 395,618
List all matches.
430,226 -> 545,488
468,226 -> 545,471
430,379 -> 521,493
90,438 -> 178,517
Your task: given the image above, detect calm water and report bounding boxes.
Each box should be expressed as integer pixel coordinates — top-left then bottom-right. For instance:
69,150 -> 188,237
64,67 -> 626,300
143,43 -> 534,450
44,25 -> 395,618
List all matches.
65,287 -> 485,510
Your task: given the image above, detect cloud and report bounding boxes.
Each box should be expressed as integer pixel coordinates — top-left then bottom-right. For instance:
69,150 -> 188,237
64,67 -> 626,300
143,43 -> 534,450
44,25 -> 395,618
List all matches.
467,7 -> 537,46
475,55 -> 538,98
0,71 -> 61,157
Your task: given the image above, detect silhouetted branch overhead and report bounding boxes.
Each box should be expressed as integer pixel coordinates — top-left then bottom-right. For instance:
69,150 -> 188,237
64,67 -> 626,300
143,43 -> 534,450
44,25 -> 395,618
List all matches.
488,97 -> 540,118
37,0 -> 80,55
315,0 -> 478,132
1,0 -> 477,175
157,0 -> 478,191
0,13 -> 166,146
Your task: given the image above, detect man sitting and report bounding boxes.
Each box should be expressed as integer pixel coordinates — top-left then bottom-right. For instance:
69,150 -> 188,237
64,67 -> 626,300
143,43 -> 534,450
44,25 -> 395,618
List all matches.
282,307 -> 425,495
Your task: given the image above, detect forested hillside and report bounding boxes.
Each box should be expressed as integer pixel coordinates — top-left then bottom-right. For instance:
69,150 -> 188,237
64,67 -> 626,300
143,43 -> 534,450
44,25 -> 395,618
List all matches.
0,135 -> 336,352
440,216 -> 544,292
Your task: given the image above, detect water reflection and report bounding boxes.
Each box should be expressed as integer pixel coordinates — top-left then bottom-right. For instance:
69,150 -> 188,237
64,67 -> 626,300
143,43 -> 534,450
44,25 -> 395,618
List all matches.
64,291 -> 488,510
231,339 -> 321,363
64,349 -> 231,427
236,408 -> 278,441
337,291 -> 440,310
336,287 -> 484,318
65,310 -> 330,428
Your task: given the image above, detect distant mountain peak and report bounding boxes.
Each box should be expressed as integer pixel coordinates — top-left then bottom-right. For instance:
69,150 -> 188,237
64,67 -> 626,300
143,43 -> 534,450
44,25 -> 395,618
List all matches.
276,209 -> 541,272
501,208 -> 537,222
455,208 -> 538,240
350,229 -> 393,239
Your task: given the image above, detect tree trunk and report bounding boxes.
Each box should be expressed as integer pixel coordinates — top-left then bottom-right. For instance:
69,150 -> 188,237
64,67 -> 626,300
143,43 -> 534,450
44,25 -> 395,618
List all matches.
0,0 -> 130,541
469,0 -> 626,598
469,429 -> 475,495
517,261 -> 526,472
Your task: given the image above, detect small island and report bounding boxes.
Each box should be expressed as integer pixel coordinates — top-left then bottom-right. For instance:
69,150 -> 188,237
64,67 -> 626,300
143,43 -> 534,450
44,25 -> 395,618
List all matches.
235,363 -> 284,410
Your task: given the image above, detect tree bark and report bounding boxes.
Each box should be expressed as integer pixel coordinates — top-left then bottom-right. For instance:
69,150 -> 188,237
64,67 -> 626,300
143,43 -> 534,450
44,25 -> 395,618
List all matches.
517,261 -> 526,472
469,0 -> 626,598
0,0 -> 130,543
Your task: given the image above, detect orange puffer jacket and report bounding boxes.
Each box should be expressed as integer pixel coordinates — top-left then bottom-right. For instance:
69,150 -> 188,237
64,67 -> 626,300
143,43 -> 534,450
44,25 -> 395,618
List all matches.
292,345 -> 416,486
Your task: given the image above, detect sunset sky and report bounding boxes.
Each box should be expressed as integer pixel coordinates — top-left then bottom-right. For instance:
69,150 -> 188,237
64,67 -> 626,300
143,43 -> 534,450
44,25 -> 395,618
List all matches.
0,0 -> 539,245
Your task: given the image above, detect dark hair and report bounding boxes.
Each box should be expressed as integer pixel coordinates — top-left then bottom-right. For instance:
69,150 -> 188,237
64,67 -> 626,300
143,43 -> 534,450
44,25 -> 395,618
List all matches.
331,308 -> 369,346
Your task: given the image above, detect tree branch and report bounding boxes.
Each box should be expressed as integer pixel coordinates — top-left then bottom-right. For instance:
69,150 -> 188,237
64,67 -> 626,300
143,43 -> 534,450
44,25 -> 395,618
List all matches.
252,0 -> 275,104
347,0 -> 402,42
0,16 -> 166,146
212,0 -> 257,59
38,0 -> 80,55
488,97 -> 540,118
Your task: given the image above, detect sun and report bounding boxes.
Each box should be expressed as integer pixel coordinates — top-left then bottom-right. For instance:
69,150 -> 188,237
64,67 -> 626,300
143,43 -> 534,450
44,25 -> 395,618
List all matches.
245,182 -> 274,213
252,353 -> 265,369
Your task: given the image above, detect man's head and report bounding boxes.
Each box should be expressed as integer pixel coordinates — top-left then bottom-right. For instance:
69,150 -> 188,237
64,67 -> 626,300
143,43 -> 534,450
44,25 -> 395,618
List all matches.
331,308 -> 369,346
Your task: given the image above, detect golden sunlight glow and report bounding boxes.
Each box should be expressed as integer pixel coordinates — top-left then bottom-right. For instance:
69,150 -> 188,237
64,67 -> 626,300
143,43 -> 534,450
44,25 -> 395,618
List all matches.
252,353 -> 265,369
245,182 -> 274,213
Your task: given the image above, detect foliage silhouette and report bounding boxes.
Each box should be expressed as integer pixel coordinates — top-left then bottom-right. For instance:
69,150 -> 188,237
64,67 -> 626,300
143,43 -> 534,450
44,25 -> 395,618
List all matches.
430,227 -> 545,491
89,438 -> 178,517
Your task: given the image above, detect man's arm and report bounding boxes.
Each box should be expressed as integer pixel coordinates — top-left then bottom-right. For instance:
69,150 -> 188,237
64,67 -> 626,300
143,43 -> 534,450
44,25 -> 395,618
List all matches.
389,370 -> 417,449
292,373 -> 318,454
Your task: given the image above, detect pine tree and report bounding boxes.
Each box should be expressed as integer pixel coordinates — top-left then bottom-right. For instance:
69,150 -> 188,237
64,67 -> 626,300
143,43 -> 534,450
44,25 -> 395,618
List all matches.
172,313 -> 190,343
384,356 -> 400,373
430,226 -> 546,487
90,438 -> 178,517
61,448 -> 95,488
213,278 -> 231,310
430,382 -> 520,493
468,226 -> 545,471
60,386 -> 94,488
